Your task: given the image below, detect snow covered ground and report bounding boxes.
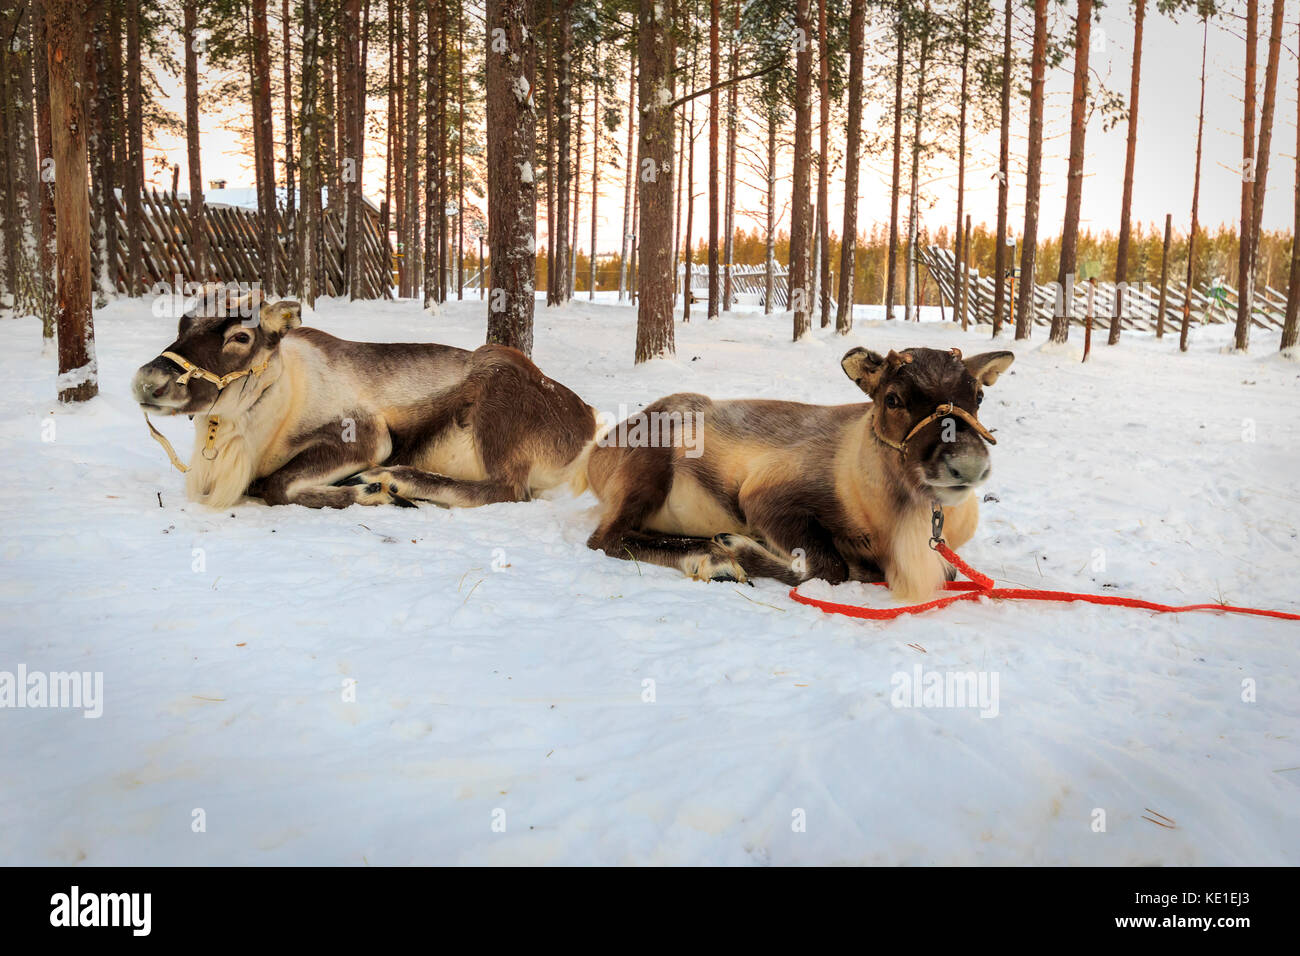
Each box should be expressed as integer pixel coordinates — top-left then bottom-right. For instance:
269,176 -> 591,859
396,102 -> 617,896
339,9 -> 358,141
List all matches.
1,292 -> 1297,865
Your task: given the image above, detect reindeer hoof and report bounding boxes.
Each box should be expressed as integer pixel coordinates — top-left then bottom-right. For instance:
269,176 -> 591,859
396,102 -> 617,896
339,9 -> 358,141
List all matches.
337,474 -> 366,487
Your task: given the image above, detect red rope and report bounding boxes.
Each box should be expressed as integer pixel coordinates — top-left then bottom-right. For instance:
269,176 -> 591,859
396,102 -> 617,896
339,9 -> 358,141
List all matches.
789,542 -> 1300,622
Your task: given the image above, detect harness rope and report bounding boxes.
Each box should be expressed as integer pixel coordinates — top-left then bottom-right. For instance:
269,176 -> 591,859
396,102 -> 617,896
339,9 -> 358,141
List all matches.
143,352 -> 272,474
789,507 -> 1300,623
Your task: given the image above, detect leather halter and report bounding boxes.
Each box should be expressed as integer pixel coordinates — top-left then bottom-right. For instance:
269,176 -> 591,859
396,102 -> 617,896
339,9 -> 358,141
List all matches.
143,351 -> 274,474
874,401 -> 997,458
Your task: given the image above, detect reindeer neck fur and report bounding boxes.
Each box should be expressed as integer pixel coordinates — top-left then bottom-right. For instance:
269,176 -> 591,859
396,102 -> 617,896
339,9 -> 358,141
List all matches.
185,352 -> 292,509
839,405 -> 949,602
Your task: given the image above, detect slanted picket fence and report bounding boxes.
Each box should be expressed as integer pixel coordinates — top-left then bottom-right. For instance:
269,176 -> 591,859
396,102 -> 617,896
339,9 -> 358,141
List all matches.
94,190 -> 393,299
917,245 -> 1289,333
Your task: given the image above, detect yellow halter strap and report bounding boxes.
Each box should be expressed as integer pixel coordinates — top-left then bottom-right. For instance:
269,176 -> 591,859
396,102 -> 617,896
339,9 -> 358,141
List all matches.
144,352 -> 272,474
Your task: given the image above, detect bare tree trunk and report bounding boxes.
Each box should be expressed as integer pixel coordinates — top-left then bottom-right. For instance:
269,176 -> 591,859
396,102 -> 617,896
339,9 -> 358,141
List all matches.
722,0 -> 738,312
1282,12 -> 1300,352
554,1 -> 572,305
125,0 -> 142,296
991,0 -> 1011,336
301,0 -> 321,305
1110,0 -> 1144,345
424,0 -> 437,308
569,71 -> 582,298
44,0 -> 97,401
543,1 -> 555,303
789,0 -> 813,339
1156,213 -> 1171,338
1015,0 -> 1048,340
954,0 -> 970,330
1242,0 -> 1286,350
404,0 -> 420,298
34,0 -> 58,330
90,0 -> 114,299
682,89 -> 695,322
903,0 -> 931,324
764,103 -> 775,314
885,11 -> 904,321
183,0 -> 206,282
815,0 -> 830,327
484,0 -> 537,354
618,59 -> 635,301
1052,0 -> 1092,344
254,0 -> 279,297
835,0 -> 864,335
588,69 -> 599,300
634,0 -> 676,363
282,0 -> 296,294
707,0 -> 720,319
1233,0 -> 1258,352
1181,16 -> 1208,353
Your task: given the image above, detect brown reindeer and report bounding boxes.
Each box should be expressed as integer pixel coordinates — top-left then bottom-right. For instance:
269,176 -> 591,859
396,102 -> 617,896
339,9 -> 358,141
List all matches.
132,297 -> 597,510
585,346 -> 1014,601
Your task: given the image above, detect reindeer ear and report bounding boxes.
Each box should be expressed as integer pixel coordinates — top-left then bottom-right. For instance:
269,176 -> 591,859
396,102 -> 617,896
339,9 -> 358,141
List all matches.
841,347 -> 889,395
259,300 -> 302,340
963,350 -> 1015,386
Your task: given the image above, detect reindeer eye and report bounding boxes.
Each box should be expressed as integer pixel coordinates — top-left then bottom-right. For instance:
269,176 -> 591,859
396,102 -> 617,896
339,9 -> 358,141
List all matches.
229,332 -> 252,346
885,394 -> 903,410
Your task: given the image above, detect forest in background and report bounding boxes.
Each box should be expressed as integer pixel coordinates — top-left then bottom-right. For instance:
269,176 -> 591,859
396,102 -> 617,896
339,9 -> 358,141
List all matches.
1,0 -> 1298,403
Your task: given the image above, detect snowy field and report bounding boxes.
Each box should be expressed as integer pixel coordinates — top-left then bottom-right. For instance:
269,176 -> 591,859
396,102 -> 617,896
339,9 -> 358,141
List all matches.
1,292 -> 1298,866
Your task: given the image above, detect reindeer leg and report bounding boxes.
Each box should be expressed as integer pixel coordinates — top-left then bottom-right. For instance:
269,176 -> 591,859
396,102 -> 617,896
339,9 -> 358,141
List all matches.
339,464 -> 528,508
257,444 -> 417,509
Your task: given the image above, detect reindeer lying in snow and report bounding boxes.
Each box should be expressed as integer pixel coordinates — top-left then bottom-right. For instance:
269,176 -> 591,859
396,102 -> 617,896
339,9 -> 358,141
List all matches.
585,346 -> 1015,602
132,298 -> 597,510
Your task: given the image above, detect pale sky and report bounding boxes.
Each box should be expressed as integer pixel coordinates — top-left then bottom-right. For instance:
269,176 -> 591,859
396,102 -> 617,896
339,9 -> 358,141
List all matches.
148,4 -> 1298,259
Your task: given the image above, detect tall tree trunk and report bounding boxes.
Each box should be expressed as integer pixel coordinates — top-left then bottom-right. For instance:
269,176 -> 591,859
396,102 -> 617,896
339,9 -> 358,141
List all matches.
300,0 -> 321,305
706,0 -> 720,319
428,0 -> 444,308
618,58 -> 635,301
282,0 -> 296,294
184,0 -> 206,282
403,0 -> 420,298
1282,11 -> 1300,352
44,0 -> 97,401
91,0 -> 114,298
1110,0 -> 1144,345
1242,0 -> 1286,350
992,0 -> 1011,336
765,101 -> 775,315
554,1 -> 572,305
722,0 -> 738,312
253,0 -> 279,297
1015,0 -> 1049,340
789,0 -> 813,339
1052,0 -> 1092,344
815,0 -> 830,327
885,11 -> 904,321
682,90 -> 695,322
634,0 -> 676,363
835,0 -> 864,334
588,71 -> 599,300
1233,0 -> 1258,351
1180,16 -> 1208,353
570,72 -> 582,297
903,0 -> 931,324
954,0 -> 970,330
35,0 -> 58,331
484,0 -> 537,354
125,0 -> 142,296
543,0 -> 555,303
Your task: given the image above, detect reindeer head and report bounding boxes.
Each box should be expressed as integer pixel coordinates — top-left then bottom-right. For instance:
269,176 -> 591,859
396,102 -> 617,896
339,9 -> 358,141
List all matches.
841,345 -> 1014,505
132,293 -> 302,417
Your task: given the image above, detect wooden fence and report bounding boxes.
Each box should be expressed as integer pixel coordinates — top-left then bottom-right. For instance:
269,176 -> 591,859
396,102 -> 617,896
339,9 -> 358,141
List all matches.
918,245 -> 1289,333
95,190 -> 393,299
